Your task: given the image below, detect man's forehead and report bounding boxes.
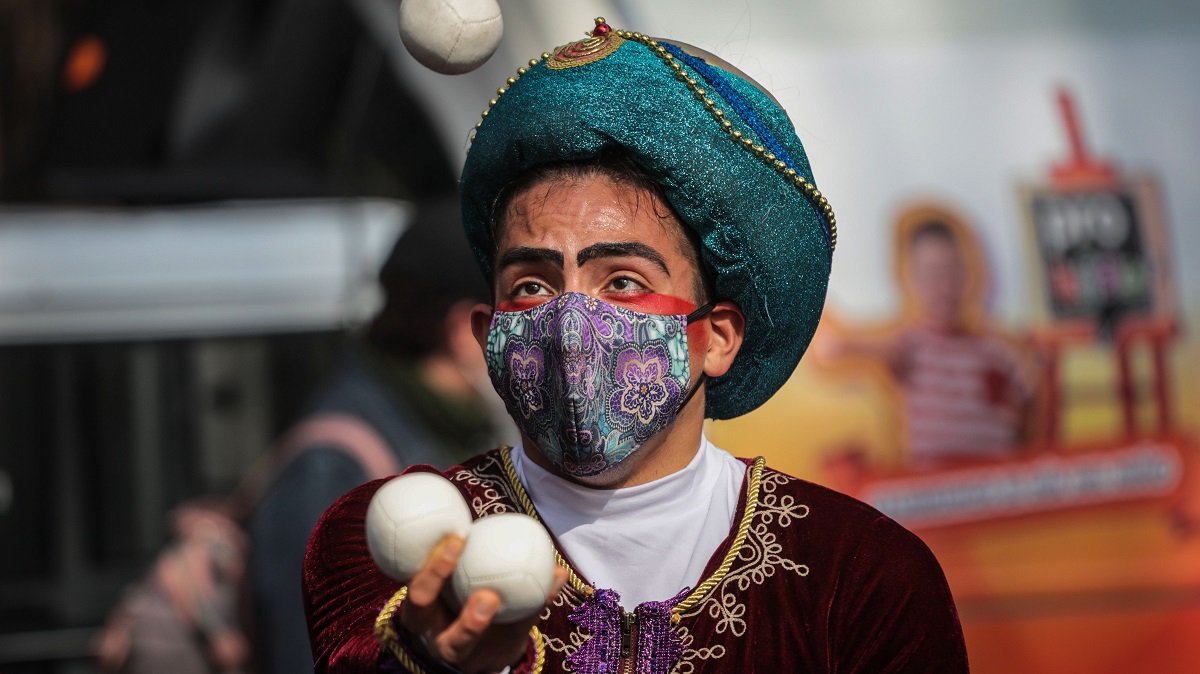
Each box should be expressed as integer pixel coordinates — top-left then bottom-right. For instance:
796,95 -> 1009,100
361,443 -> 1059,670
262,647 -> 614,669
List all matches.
498,175 -> 688,248
491,169 -> 709,303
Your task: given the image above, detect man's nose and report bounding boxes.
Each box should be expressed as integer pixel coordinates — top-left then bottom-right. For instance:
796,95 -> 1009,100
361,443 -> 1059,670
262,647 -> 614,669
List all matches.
558,270 -> 592,297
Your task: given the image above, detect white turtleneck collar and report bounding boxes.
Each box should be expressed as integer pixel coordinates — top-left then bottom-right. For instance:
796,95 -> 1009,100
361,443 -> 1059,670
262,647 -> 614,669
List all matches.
511,435 -> 747,610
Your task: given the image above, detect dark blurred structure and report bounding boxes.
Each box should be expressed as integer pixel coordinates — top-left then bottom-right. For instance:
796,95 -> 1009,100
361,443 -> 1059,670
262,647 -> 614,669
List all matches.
0,1 -> 458,671
0,336 -> 344,671
1,0 -> 453,202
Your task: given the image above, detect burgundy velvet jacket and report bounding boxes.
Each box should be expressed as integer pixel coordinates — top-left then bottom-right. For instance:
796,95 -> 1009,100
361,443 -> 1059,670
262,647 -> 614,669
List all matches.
303,448 -> 969,673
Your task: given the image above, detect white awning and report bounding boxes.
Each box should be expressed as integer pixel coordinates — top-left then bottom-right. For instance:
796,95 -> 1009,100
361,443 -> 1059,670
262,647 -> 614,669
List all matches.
0,199 -> 408,343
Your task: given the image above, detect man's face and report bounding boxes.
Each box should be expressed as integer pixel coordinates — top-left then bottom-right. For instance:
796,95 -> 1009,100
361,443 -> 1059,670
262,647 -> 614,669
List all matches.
490,173 -> 706,315
472,171 -> 744,485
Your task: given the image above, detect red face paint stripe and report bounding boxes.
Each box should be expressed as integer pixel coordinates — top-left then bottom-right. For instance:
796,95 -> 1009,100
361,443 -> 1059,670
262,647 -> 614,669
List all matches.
498,293 -> 699,316
497,297 -> 546,312
611,292 -> 697,316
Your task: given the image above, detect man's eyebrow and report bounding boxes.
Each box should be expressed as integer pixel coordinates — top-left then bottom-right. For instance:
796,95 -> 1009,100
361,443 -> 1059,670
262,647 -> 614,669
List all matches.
576,242 -> 670,276
496,246 -> 565,273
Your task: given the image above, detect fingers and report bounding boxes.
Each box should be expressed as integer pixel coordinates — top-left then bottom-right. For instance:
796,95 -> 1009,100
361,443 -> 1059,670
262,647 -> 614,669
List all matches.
398,536 -> 571,671
430,589 -> 501,663
422,564 -> 570,669
400,535 -> 463,635
549,566 -> 569,601
409,535 -> 463,605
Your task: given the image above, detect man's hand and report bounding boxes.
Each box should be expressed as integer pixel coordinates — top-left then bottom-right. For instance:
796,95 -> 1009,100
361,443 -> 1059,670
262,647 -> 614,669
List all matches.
400,535 -> 569,674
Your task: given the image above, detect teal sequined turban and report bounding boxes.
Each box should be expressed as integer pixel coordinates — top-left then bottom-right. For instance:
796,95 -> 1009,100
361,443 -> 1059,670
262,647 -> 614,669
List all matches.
460,20 -> 837,420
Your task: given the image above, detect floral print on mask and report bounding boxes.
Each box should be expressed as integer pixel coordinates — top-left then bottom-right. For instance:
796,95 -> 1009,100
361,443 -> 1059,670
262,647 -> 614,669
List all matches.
486,292 -> 693,477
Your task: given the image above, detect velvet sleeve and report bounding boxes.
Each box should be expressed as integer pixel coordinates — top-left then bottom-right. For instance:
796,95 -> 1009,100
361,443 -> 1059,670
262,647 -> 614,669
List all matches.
304,477 -> 399,673
302,465 -> 540,674
826,515 -> 969,673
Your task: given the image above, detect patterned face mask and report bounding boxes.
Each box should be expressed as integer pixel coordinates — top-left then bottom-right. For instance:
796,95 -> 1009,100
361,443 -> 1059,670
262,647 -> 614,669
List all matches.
486,292 -> 710,478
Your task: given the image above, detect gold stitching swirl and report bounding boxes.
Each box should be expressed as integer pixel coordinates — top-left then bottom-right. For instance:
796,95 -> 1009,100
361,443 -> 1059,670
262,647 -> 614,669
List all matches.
546,33 -> 625,70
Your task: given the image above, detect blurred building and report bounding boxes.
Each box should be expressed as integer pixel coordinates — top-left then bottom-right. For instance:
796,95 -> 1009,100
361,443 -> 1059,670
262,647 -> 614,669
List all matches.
0,1 -> 454,671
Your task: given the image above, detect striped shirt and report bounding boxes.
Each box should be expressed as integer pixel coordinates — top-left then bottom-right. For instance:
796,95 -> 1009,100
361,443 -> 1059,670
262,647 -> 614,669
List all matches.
893,327 -> 1033,466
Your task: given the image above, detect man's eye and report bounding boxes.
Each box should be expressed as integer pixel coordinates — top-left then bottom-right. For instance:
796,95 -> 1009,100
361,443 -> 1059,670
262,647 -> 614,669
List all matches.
514,281 -> 550,297
608,277 -> 646,292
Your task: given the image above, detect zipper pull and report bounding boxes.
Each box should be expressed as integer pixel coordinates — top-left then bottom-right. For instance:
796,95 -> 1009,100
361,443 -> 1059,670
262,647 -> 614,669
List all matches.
619,609 -> 635,660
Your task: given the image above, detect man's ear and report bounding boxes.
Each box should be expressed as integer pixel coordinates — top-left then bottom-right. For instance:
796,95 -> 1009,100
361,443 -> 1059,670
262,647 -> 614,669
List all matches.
469,303 -> 494,352
703,300 -> 745,378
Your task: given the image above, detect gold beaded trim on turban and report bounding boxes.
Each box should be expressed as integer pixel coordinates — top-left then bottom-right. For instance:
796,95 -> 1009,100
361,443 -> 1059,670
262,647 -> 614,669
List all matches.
470,17 -> 838,252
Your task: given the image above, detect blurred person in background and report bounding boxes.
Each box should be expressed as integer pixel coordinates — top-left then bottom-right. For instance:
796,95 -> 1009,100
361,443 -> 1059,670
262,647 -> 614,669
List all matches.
823,207 -> 1040,468
95,197 -> 505,674
9,1 -> 491,671
246,196 -> 507,674
94,500 -> 252,674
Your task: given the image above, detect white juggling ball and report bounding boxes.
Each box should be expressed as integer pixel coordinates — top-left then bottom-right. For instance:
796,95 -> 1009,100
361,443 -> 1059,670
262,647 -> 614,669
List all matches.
397,0 -> 503,75
451,513 -> 557,623
365,473 -> 474,583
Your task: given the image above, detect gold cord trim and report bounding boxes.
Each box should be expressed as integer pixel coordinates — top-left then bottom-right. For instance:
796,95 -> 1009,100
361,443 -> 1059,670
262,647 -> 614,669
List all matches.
498,446 -> 765,624
375,587 -> 427,674
500,446 -> 594,598
671,456 -> 764,622
531,623 -> 547,674
374,586 -> 545,674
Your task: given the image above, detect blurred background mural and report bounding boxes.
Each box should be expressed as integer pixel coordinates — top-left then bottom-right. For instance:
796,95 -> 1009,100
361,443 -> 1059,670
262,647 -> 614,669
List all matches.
1,0 -> 1197,672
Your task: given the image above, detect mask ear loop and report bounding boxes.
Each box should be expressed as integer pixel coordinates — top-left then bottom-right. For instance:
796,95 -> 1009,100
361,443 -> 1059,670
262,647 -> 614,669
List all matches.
686,303 -> 714,323
679,373 -> 708,411
677,302 -> 716,412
